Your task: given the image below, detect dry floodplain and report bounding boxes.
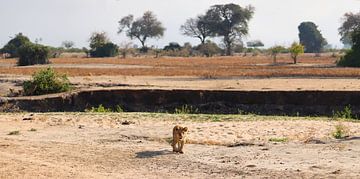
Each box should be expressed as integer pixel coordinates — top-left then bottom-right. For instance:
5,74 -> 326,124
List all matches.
1,55 -> 360,178
0,113 -> 360,178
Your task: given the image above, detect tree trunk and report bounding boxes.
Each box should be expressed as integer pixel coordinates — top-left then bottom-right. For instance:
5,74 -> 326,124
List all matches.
294,56 -> 297,64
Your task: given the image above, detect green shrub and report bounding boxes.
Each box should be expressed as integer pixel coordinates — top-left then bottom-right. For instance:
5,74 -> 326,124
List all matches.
332,123 -> 349,139
175,105 -> 199,114
90,42 -> 119,57
23,68 -> 71,96
87,104 -> 112,113
333,105 -> 353,119
18,43 -> 50,66
269,137 -> 288,143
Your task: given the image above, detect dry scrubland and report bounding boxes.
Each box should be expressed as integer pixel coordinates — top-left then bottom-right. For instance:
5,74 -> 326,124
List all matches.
1,54 -> 360,77
1,55 -> 360,178
0,113 -> 360,178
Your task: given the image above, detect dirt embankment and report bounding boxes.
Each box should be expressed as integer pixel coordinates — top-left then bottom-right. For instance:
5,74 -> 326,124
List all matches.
0,113 -> 360,178
1,89 -> 360,116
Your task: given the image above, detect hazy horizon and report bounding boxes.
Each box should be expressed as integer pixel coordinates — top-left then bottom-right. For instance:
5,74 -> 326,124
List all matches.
0,0 -> 359,49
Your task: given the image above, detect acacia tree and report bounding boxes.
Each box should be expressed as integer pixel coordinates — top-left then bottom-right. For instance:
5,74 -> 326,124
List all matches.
289,42 -> 304,64
298,22 -> 327,53
180,15 -> 213,44
205,3 -> 254,56
118,11 -> 165,50
246,40 -> 264,48
339,12 -> 360,47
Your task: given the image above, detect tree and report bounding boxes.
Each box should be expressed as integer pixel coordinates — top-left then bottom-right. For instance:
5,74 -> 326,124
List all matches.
246,40 -> 264,48
339,12 -> 360,47
269,45 -> 285,64
88,32 -> 118,57
289,42 -> 304,64
118,11 -> 165,50
337,29 -> 360,67
298,22 -> 327,53
180,15 -> 213,44
1,33 -> 31,58
17,43 -> 50,66
205,3 -> 254,56
89,32 -> 109,49
62,41 -> 75,49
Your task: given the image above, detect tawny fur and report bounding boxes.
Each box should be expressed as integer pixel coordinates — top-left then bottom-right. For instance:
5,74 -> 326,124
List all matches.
171,125 -> 188,154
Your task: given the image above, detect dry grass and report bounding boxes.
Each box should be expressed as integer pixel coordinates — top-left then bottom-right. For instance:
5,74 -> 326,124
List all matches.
1,54 -> 359,77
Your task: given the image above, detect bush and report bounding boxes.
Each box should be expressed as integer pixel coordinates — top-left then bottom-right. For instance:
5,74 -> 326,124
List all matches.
196,41 -> 221,57
332,123 -> 349,139
23,68 -> 71,96
90,42 -> 119,57
18,43 -> 50,66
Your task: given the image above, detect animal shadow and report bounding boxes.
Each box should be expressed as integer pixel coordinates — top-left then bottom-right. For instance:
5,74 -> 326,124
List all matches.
136,150 -> 173,158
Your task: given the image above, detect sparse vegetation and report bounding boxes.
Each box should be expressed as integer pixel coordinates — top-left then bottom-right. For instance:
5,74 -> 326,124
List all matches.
29,128 -> 37,132
269,137 -> 288,143
175,105 -> 199,114
23,68 -> 71,96
332,123 -> 349,139
8,131 -> 20,135
333,105 -> 354,119
86,104 -> 124,113
269,45 -> 285,63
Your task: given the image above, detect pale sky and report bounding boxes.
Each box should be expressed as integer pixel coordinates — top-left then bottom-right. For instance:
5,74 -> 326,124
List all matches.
0,0 -> 359,48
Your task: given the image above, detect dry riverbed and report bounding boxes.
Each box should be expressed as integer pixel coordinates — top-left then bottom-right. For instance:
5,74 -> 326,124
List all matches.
0,113 -> 360,178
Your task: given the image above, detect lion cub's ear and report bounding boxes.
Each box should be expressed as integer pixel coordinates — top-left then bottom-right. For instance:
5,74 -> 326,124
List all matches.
183,127 -> 188,132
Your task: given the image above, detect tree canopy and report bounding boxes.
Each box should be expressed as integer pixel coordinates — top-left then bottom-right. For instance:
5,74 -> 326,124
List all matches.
180,15 -> 213,44
118,11 -> 165,49
339,12 -> 360,47
247,40 -> 264,48
298,22 -> 327,53
205,3 -> 254,56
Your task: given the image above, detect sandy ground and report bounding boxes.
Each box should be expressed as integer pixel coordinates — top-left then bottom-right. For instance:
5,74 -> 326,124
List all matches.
2,74 -> 360,96
1,113 -> 360,178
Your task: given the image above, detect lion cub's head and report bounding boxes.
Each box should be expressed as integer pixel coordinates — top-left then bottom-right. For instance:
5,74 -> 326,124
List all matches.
173,125 -> 188,140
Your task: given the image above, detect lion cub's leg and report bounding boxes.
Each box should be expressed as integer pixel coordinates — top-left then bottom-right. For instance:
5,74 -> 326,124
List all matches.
179,140 -> 185,154
171,139 -> 178,152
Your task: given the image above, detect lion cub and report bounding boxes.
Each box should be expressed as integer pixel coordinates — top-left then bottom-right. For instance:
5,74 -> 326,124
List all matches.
171,125 -> 188,154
